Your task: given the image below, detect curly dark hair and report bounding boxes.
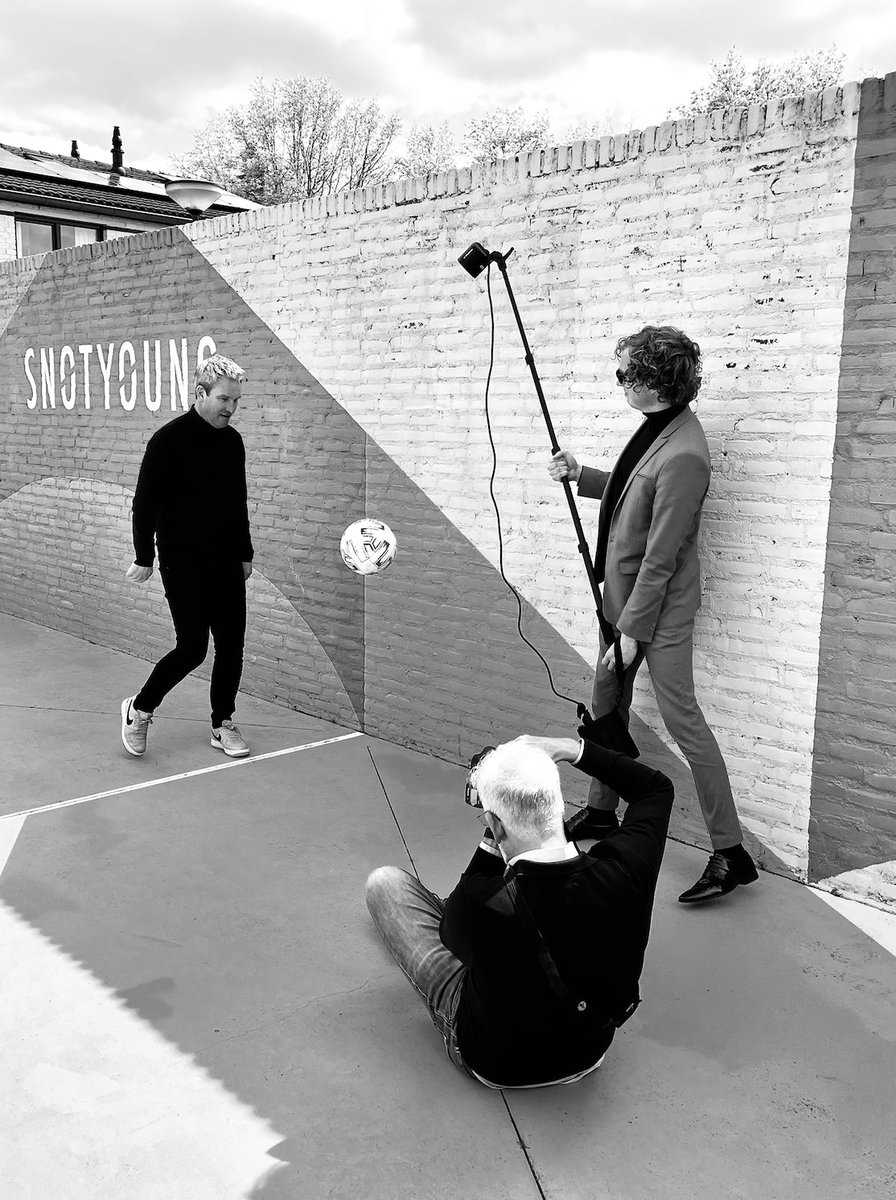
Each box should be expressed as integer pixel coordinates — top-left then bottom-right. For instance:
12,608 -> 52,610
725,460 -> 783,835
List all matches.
616,326 -> 702,406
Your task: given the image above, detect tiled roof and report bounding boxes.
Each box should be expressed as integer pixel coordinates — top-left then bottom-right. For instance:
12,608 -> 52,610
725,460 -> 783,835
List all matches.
0,172 -> 235,221
0,142 -> 168,185
0,142 -> 256,222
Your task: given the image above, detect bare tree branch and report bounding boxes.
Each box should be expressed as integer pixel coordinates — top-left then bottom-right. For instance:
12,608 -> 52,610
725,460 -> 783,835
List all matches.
679,45 -> 846,116
172,74 -> 401,204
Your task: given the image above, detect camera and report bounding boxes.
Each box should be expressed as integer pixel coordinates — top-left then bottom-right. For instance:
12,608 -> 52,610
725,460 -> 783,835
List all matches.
457,242 -> 493,279
464,745 -> 495,808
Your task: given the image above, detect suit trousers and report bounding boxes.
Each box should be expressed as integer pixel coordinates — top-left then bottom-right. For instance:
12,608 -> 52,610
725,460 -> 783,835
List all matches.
135,557 -> 246,728
587,622 -> 743,850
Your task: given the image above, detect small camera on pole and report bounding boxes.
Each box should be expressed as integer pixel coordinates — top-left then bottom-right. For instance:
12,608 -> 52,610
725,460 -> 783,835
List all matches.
458,237 -> 600,624
457,241 -> 503,279
457,240 -> 639,758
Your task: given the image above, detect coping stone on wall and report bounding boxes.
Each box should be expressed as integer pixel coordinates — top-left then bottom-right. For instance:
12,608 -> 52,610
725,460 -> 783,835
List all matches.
692,113 -> 710,144
0,249 -> 48,276
656,121 -> 676,152
821,84 -> 842,123
746,103 -> 765,137
0,75 -> 874,282
240,76 -> 859,226
675,118 -> 694,148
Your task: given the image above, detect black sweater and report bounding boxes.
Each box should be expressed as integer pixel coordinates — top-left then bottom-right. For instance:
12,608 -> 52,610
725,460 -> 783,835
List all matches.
440,743 -> 674,1087
132,406 -> 253,567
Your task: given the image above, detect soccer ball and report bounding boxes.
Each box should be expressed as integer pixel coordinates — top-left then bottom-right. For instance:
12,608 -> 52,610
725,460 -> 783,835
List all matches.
340,518 -> 397,576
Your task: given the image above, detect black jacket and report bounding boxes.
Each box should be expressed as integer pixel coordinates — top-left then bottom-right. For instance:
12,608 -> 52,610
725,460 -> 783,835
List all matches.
440,743 -> 673,1087
132,406 -> 253,567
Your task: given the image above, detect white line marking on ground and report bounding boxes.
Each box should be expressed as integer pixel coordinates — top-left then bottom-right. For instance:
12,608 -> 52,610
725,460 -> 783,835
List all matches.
0,814 -> 26,877
0,732 -> 364,823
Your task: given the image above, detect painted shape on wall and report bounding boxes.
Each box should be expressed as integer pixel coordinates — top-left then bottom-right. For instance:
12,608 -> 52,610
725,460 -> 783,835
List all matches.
0,259 -> 43,341
0,477 -> 359,730
809,76 -> 896,882
0,235 -> 600,751
0,234 -> 368,723
0,226 -> 787,868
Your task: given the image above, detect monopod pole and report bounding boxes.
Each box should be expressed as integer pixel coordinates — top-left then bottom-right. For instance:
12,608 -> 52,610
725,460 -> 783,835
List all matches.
490,250 -> 609,638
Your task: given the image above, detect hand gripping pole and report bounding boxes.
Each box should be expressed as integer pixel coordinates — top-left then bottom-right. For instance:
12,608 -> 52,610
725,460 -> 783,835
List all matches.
488,248 -> 615,651
457,239 -> 633,731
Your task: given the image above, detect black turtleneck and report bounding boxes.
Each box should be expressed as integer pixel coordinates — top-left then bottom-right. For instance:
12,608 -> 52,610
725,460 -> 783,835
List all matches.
593,405 -> 682,578
132,405 -> 253,567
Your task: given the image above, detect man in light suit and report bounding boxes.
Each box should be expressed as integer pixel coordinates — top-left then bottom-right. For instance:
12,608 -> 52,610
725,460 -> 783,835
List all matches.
549,326 -> 757,904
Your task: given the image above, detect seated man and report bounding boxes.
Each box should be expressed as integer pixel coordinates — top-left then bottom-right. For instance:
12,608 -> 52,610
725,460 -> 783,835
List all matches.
365,734 -> 673,1088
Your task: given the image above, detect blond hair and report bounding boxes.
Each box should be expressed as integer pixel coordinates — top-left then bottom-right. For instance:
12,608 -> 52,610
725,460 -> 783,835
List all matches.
195,353 -> 244,391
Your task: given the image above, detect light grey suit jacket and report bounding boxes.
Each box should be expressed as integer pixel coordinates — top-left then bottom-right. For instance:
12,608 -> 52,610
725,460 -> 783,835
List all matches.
577,407 -> 711,643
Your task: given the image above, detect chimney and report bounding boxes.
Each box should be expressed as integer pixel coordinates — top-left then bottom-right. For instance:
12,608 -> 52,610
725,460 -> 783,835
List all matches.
70,140 -> 80,159
111,126 -> 124,174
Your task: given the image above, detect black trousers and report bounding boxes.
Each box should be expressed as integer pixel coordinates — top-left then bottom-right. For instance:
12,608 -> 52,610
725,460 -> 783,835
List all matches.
135,558 -> 247,727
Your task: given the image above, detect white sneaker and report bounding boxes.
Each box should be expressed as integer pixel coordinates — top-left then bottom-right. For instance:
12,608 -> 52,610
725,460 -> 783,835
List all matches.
121,696 -> 152,756
211,720 -> 250,758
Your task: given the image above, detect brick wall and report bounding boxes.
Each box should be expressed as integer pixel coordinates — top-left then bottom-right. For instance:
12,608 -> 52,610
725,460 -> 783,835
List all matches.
0,234 -> 369,731
809,75 -> 896,906
1,77 -> 893,907
186,81 -> 864,881
0,231 -> 596,808
0,214 -> 17,261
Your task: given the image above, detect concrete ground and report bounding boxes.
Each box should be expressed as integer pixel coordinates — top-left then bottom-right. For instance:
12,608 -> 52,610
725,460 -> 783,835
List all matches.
1,611 -> 895,1200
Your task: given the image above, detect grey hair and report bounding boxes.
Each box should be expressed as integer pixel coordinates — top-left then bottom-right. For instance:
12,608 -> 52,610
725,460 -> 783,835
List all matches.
195,353 -> 244,391
470,742 -> 564,840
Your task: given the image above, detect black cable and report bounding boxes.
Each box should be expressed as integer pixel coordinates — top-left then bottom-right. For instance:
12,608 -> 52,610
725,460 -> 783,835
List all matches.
483,263 -> 577,708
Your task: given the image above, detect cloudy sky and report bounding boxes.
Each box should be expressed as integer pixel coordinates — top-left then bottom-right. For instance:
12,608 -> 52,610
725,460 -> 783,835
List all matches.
0,0 -> 893,170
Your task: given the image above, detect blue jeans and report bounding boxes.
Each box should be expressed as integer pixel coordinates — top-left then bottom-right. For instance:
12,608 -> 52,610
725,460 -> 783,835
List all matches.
365,866 -> 476,1078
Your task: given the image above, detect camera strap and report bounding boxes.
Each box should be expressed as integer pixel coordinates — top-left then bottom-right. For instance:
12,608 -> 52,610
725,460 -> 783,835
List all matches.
504,870 -> 585,1011
504,866 -> 640,1027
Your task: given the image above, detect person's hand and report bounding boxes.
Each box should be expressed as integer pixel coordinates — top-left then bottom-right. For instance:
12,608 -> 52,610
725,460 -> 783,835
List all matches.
476,814 -> 503,856
242,561 -> 253,581
548,450 -> 581,484
510,734 -> 581,763
126,563 -> 153,583
601,634 -> 639,673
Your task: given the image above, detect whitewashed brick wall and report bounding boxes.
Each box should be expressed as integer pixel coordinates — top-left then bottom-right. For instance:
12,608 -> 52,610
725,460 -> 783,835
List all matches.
0,214 -> 17,262
3,79 -> 893,903
188,84 -> 861,878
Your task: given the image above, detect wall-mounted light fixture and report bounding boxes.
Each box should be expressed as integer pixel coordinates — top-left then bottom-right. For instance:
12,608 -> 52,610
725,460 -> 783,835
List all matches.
164,178 -> 223,220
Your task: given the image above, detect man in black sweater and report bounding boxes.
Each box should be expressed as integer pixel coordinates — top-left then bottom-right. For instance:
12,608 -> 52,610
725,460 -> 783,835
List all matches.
365,735 -> 673,1088
120,353 -> 254,759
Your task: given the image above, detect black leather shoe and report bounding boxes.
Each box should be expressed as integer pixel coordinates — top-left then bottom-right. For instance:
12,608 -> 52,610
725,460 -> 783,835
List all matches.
565,807 -> 620,843
678,850 -> 759,903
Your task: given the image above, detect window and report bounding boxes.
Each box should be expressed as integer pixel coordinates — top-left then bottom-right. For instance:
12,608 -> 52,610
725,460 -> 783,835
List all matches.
16,218 -> 103,256
17,220 -> 54,256
59,223 -> 100,248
